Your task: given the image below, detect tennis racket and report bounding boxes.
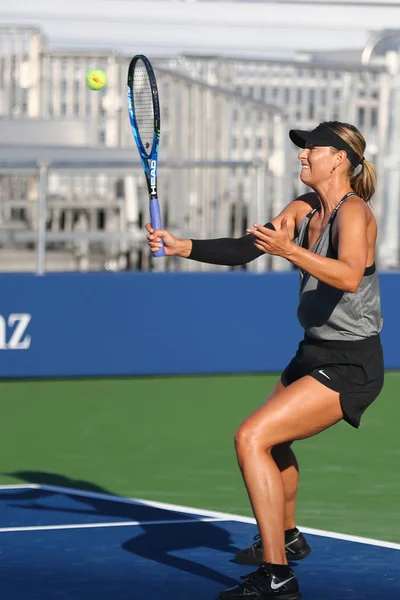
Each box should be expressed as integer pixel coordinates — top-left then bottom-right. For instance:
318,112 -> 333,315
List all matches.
127,54 -> 165,257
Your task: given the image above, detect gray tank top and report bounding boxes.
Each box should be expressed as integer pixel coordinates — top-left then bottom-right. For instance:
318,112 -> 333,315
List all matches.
295,192 -> 383,341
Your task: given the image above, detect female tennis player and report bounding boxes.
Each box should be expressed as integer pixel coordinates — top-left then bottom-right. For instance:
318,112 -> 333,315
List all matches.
145,121 -> 384,600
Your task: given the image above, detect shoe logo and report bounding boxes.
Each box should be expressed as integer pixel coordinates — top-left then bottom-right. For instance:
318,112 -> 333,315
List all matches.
270,576 -> 295,590
285,538 -> 299,553
285,537 -> 299,548
318,369 -> 330,380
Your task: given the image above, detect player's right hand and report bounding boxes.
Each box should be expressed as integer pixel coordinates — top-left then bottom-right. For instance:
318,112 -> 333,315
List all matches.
145,223 -> 180,256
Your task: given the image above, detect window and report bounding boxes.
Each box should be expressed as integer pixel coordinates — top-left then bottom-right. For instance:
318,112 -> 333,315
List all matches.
358,107 -> 365,129
284,88 -> 290,104
308,89 -> 315,119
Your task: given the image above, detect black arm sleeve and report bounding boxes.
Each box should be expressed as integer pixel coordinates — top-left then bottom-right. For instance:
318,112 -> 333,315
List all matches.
188,222 -> 276,266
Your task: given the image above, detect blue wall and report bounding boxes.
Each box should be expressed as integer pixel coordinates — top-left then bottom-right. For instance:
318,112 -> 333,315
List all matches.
0,271 -> 397,379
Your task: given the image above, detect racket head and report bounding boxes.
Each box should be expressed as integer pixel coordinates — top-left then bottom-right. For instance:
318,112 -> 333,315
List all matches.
127,55 -> 160,161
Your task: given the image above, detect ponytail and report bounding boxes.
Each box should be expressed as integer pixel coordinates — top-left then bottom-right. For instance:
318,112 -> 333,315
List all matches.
350,158 -> 376,204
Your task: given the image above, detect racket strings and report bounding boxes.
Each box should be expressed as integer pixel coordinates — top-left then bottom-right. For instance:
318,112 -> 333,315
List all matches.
133,61 -> 155,152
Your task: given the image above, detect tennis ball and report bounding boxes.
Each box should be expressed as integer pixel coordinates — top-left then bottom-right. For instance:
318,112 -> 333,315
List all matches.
86,69 -> 107,91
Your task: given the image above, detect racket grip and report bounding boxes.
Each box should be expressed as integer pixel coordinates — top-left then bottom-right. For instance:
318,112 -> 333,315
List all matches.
150,198 -> 166,257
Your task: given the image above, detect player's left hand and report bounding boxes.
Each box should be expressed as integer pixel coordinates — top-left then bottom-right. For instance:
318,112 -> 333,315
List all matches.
247,217 -> 294,258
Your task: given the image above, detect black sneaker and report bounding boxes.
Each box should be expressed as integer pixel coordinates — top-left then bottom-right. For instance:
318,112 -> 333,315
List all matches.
219,562 -> 301,599
235,528 -> 311,566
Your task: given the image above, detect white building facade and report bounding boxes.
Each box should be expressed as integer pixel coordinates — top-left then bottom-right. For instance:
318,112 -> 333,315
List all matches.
0,26 -> 399,272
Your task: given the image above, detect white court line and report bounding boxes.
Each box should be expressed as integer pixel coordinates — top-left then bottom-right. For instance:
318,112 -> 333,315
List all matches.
0,484 -> 399,550
0,484 -> 40,490
132,497 -> 400,551
0,517 -> 227,534
0,483 -> 143,504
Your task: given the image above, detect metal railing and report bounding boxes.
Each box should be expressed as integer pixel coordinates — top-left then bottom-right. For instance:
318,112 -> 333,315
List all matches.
0,26 -> 289,272
0,158 -> 272,274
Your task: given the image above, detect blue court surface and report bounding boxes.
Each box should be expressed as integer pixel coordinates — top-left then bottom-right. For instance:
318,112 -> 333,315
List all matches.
0,485 -> 399,599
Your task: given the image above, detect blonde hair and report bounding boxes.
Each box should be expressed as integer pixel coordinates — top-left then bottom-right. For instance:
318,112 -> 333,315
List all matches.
323,121 -> 376,203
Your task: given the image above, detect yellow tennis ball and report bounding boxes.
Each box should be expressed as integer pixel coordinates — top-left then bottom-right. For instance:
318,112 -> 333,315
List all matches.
86,69 -> 107,91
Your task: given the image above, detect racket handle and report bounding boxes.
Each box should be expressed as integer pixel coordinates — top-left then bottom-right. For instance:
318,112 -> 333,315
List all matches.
150,198 -> 166,257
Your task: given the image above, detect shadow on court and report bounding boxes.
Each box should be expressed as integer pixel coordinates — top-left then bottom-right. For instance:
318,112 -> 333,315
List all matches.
1,470 -> 241,590
1,478 -> 400,600
3,470 -> 114,495
122,521 -> 239,588
2,470 -> 235,525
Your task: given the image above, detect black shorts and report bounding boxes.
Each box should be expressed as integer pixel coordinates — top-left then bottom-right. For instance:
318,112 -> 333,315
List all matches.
281,334 -> 384,428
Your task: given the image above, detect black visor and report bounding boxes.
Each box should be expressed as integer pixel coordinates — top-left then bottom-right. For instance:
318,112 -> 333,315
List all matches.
289,124 -> 363,168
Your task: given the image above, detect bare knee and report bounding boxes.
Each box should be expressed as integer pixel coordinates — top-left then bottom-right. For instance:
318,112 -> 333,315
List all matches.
234,422 -> 273,460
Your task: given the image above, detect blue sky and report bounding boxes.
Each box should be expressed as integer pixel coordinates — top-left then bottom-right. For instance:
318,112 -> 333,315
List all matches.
0,1 -> 399,58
